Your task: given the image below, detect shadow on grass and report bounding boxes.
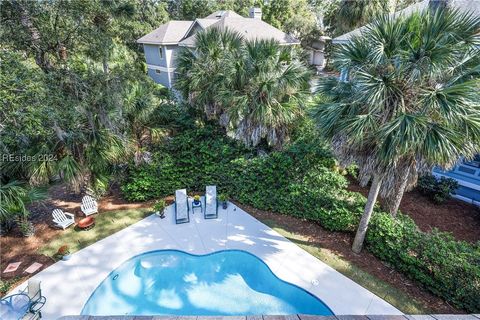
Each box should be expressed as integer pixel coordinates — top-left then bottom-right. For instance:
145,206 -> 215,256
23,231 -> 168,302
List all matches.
38,208 -> 151,257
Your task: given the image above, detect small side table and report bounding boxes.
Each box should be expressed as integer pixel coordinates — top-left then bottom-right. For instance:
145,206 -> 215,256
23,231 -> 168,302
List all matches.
0,293 -> 30,319
191,201 -> 203,215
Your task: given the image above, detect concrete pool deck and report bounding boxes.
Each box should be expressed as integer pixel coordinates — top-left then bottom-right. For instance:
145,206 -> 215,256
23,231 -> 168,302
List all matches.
9,200 -> 401,318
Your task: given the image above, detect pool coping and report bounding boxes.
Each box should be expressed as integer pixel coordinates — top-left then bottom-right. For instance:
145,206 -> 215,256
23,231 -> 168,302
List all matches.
8,200 -> 402,318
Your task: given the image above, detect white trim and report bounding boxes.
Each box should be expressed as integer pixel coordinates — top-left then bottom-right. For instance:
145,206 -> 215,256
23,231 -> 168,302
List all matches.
147,64 -> 176,73
138,40 -> 180,45
178,41 -> 300,47
178,42 -> 196,48
452,194 -> 480,207
432,171 -> 480,192
167,68 -> 172,87
183,19 -> 204,40
332,39 -> 350,45
279,42 -> 301,46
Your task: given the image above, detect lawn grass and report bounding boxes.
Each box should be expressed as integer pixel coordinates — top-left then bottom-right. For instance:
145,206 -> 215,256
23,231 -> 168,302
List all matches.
261,219 -> 430,314
38,208 -> 151,257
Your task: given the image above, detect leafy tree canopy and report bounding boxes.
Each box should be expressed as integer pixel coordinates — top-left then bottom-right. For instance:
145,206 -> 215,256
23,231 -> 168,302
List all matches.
314,7 -> 480,251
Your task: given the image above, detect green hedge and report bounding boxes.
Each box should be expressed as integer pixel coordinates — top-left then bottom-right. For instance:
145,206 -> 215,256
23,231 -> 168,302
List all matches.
121,125 -> 480,312
367,213 -> 480,312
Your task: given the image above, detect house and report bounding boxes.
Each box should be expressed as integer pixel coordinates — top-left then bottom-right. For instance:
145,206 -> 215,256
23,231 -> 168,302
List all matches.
306,36 -> 331,72
137,8 -> 300,89
331,0 -> 480,206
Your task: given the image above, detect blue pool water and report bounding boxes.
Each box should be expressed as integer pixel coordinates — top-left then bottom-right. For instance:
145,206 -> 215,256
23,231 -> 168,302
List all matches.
82,250 -> 333,316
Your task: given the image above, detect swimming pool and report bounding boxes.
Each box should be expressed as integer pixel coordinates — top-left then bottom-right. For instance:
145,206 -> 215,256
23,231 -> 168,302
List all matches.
82,250 -> 333,316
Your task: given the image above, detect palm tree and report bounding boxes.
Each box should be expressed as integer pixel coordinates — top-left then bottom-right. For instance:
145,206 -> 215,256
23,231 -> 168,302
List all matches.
175,27 -> 243,121
221,40 -> 311,148
123,83 -> 168,165
176,28 -> 311,148
0,180 -> 46,233
335,0 -> 395,34
314,8 -> 480,253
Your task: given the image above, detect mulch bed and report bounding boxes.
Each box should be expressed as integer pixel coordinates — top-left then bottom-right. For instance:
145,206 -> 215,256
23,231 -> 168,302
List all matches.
347,177 -> 480,243
234,202 -> 462,314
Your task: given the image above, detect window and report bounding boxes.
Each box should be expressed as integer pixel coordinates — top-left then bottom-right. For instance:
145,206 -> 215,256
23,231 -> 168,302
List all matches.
155,69 -> 161,74
159,46 -> 163,59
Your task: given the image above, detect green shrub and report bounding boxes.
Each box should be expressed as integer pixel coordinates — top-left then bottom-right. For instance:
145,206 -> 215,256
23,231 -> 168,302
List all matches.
0,277 -> 20,296
367,213 -> 480,312
121,126 -> 248,201
346,164 -> 359,178
417,174 -> 459,203
122,125 -> 480,312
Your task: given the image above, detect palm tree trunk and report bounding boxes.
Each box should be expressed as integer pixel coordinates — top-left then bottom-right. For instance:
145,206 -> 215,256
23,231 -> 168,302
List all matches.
384,170 -> 409,217
103,56 -> 109,74
352,174 -> 383,253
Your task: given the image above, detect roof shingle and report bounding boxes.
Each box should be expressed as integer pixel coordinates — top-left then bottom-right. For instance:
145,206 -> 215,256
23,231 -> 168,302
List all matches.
137,21 -> 193,44
179,17 -> 300,47
137,10 -> 299,46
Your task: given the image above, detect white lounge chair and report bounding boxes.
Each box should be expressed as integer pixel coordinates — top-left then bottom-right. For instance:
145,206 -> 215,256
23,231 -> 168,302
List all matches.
175,189 -> 189,224
52,209 -> 75,230
205,185 -> 218,219
80,195 -> 98,216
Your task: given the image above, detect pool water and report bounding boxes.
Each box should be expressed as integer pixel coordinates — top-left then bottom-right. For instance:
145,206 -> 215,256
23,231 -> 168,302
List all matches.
82,250 -> 333,316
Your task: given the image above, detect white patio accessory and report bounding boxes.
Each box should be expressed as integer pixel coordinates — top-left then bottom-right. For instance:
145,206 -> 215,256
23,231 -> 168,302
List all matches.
25,280 -> 41,302
80,195 -> 98,216
204,185 -> 218,219
52,209 -> 75,230
175,189 -> 189,224
21,279 -> 46,318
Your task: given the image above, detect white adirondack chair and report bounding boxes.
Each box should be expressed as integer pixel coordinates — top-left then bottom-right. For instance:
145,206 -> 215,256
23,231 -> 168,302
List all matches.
52,209 -> 75,230
80,195 -> 98,216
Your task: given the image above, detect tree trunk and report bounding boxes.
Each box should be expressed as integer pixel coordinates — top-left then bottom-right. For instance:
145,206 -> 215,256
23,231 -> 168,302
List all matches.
352,174 -> 383,254
384,169 -> 409,217
102,56 -> 109,74
14,0 -> 54,72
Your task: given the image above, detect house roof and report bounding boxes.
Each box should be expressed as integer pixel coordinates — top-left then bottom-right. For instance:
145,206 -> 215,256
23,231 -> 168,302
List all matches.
332,0 -> 480,44
137,21 -> 193,45
178,17 -> 300,47
195,18 -> 219,29
204,10 -> 243,19
137,10 -> 299,46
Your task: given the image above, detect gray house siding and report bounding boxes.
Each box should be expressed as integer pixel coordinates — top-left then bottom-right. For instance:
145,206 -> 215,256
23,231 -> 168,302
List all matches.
143,44 -> 167,68
167,45 -> 181,67
147,68 -> 170,86
143,44 -> 174,87
432,155 -> 480,206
